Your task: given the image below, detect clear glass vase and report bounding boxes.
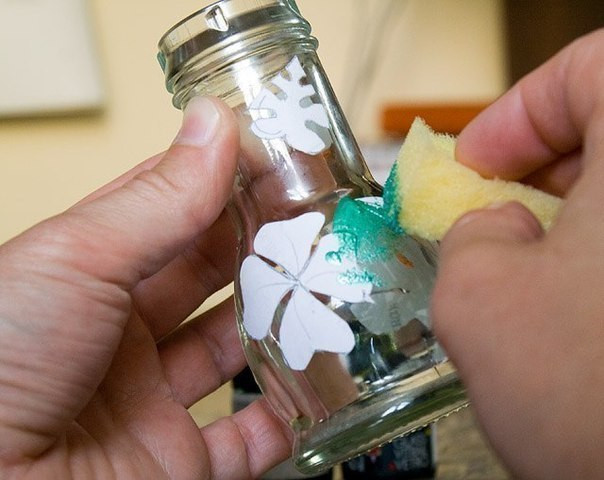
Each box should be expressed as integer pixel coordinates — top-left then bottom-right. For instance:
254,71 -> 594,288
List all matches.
158,0 -> 467,474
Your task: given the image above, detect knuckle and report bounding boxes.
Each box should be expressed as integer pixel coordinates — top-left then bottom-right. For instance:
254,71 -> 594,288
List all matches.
129,167 -> 184,203
128,167 -> 203,231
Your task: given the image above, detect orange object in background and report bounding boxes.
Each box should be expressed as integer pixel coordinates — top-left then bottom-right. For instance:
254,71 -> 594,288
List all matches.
381,102 -> 491,136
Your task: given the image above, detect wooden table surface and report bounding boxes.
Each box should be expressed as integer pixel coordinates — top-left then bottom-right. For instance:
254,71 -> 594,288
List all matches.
435,407 -> 510,480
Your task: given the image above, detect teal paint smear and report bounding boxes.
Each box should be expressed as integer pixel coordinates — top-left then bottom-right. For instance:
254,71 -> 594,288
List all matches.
330,194 -> 405,269
338,269 -> 383,288
382,164 -> 404,235
328,166 -> 410,287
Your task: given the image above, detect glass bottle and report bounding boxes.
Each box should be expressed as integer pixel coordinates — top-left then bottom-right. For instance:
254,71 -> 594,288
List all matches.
158,0 -> 467,474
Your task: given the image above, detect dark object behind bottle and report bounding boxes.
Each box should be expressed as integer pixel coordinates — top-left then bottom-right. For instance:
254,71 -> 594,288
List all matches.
233,368 -> 333,480
504,0 -> 604,84
342,428 -> 435,480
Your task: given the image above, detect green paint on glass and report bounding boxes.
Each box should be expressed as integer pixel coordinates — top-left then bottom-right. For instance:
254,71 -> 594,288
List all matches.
382,164 -> 404,235
330,195 -> 403,265
328,172 -> 411,288
338,269 -> 383,288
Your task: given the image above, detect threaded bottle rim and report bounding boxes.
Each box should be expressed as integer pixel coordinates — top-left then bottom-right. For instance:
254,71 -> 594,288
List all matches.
158,0 -> 314,98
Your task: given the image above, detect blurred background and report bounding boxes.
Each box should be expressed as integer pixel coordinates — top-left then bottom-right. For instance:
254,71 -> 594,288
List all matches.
0,1 -> 602,478
0,0 -> 502,242
2,0 -> 602,242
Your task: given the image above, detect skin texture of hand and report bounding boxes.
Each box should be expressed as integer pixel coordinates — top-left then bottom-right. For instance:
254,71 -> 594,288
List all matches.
432,29 -> 604,479
0,97 -> 290,479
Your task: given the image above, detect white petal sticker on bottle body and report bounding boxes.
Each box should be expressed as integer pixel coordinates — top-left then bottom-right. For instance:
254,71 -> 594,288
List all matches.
253,212 -> 325,276
279,288 -> 356,370
240,255 -> 294,340
240,211 -> 373,370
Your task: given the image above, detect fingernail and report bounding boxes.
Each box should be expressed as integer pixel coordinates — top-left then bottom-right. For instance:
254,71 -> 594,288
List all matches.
454,202 -> 509,228
174,97 -> 220,147
454,210 -> 485,229
487,201 -> 510,210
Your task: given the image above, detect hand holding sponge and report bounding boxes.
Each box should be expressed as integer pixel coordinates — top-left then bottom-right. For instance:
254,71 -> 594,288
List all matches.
388,118 -> 563,241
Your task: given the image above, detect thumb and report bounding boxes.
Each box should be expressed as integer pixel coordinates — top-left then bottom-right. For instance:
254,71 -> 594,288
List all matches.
439,202 -> 545,260
57,96 -> 240,288
433,201 -> 544,339
431,201 -> 544,372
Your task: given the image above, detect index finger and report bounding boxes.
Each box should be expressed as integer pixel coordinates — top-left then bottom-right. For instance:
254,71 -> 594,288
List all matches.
456,29 -> 604,181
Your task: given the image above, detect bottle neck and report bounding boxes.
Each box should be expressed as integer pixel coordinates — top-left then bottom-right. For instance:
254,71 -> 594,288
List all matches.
159,1 -> 379,231
171,40 -> 318,111
229,50 -> 378,224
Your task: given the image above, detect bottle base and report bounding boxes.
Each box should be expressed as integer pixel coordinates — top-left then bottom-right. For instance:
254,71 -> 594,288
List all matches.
293,361 -> 467,475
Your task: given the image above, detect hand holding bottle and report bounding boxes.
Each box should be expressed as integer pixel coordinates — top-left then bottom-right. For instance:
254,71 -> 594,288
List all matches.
0,97 -> 291,479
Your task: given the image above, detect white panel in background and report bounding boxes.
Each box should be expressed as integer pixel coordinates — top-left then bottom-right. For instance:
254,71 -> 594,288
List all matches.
0,0 -> 104,117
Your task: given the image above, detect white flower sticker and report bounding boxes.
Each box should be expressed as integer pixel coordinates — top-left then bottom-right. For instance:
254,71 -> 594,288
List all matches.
249,57 -> 331,155
240,212 -> 373,370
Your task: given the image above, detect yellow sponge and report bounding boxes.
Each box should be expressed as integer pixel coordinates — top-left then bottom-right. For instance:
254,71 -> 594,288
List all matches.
391,118 -> 563,241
